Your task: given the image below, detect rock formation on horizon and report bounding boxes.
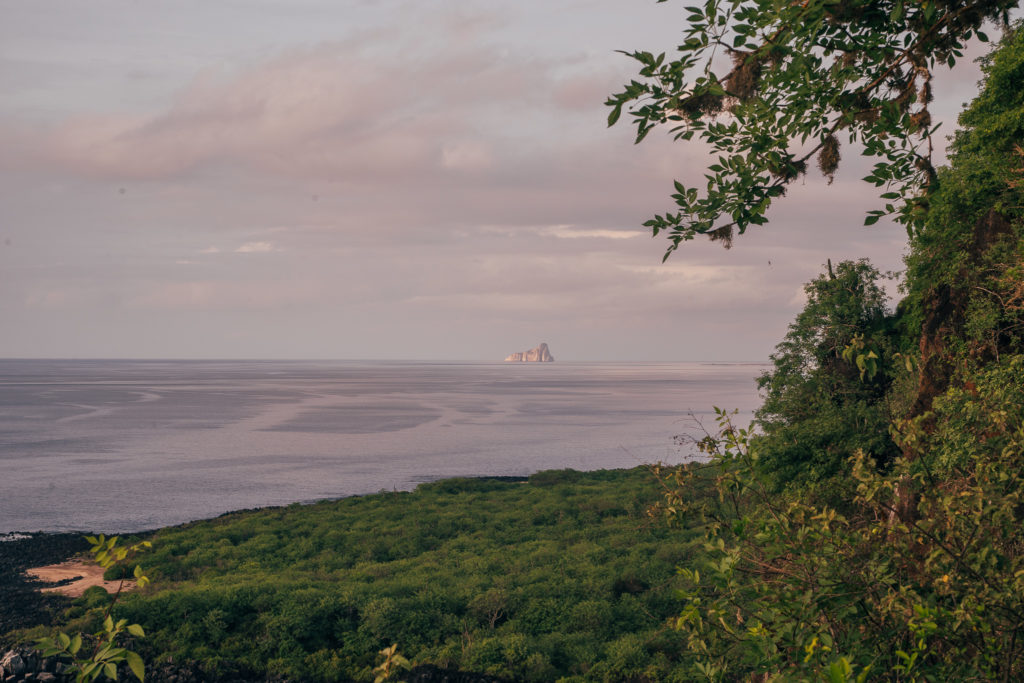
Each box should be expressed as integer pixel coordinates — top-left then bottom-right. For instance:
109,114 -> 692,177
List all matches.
505,342 -> 554,362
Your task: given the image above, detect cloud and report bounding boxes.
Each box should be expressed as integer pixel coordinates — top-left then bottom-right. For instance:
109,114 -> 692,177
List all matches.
440,141 -> 494,171
538,225 -> 641,240
10,29 -> 581,183
235,241 -> 276,253
0,7 -> 717,260
0,1 -> 976,359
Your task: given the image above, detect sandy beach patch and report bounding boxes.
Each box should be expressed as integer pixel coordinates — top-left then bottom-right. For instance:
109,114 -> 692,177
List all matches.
26,561 -> 136,598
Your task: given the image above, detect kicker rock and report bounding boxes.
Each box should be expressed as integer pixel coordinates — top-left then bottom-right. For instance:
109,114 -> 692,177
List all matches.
505,343 -> 554,362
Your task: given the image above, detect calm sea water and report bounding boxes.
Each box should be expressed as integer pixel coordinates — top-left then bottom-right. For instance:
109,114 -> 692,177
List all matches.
0,360 -> 766,533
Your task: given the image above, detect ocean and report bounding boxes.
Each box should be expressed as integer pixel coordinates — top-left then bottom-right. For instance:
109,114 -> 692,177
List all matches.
0,359 -> 766,533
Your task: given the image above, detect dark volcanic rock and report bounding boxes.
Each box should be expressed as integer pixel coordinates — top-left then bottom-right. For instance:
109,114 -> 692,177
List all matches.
1,647 -> 50,682
0,533 -> 89,637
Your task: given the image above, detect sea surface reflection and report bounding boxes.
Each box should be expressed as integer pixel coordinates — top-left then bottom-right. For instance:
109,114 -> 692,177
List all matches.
0,360 -> 765,532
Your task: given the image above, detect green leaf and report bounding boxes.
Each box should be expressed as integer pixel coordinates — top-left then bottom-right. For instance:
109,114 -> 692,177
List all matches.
81,661 -> 101,681
890,0 -> 904,22
827,657 -> 853,683
104,661 -> 118,681
127,624 -> 146,638
864,214 -> 881,226
125,651 -> 145,682
607,103 -> 623,127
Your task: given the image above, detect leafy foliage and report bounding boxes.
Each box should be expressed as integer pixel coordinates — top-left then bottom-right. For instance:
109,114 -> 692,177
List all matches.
607,0 -> 1015,255
753,259 -> 904,492
647,23 -> 1024,682
901,23 -> 1024,414
373,643 -> 410,683
38,536 -> 151,683
898,355 -> 1024,475
658,400 -> 1024,680
71,469 -> 711,682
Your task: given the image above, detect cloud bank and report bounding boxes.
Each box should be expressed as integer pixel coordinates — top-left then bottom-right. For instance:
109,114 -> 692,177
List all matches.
0,1 -> 994,359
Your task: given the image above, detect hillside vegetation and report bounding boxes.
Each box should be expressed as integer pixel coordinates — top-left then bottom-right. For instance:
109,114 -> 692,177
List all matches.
651,24 -> 1024,680
36,469 -> 715,682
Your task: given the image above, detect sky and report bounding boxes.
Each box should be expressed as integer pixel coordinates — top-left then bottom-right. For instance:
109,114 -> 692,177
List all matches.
0,1 -> 1003,361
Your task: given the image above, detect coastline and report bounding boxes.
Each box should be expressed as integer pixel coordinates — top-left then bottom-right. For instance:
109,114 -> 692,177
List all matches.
0,473 -> 532,635
0,533 -> 89,638
0,468 -> 658,682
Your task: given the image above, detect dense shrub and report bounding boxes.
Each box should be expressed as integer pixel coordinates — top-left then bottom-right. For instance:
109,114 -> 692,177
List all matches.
73,468 -> 707,681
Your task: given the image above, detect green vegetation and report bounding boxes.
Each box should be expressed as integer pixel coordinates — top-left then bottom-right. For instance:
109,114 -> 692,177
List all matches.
607,0 -> 1015,252
39,469 -> 715,682
38,536 -> 151,683
628,14 -> 1024,681
753,259 -> 904,497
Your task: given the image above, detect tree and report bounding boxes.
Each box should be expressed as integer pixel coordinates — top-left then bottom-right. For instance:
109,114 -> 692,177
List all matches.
607,0 -> 1016,256
899,23 -> 1024,416
646,26 -> 1024,679
754,259 -> 903,492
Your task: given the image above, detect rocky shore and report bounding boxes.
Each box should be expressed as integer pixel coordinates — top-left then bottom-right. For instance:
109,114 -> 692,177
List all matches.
1,645 -> 72,682
0,533 -> 88,637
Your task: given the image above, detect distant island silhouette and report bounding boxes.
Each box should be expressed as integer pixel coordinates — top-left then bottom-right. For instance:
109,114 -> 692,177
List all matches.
504,342 -> 554,362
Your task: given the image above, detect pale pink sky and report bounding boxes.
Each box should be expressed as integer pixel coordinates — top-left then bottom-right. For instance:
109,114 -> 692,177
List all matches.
0,1 -> 1003,359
